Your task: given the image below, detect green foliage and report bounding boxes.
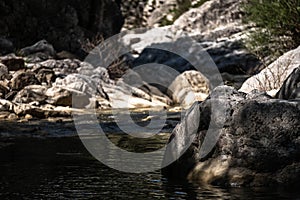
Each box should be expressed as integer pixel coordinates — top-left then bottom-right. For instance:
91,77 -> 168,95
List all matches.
243,0 -> 300,62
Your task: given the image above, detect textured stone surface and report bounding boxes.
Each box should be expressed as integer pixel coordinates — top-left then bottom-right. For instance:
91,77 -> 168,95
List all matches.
163,86 -> 300,187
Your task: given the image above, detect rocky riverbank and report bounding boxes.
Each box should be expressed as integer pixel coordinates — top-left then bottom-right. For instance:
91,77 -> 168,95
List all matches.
0,0 -> 265,121
162,60 -> 300,187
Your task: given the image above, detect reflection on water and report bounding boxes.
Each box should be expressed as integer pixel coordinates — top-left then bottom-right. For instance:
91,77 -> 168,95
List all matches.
0,109 -> 299,199
1,137 -> 300,199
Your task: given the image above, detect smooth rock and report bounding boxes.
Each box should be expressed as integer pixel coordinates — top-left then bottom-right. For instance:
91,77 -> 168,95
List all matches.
240,46 -> 300,94
168,70 -> 209,107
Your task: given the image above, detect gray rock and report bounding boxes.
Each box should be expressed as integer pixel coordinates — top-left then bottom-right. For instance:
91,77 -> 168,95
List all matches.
171,0 -> 260,75
174,0 -> 244,37
163,86 -> 300,187
19,40 -> 56,57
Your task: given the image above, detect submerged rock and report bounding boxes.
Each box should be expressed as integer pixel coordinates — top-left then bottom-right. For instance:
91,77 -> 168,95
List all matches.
163,86 -> 300,187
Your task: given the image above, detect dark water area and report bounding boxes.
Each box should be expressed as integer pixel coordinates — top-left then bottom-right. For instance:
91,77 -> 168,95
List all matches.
1,138 -> 300,200
0,110 -> 300,199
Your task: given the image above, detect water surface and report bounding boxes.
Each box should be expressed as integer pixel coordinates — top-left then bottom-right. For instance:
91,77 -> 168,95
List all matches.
0,111 -> 299,199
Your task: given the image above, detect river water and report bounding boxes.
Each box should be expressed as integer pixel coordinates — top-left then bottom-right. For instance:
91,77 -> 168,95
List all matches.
0,110 -> 299,199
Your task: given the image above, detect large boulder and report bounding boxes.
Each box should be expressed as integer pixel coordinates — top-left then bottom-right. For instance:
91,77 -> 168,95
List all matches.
120,0 -> 178,29
174,0 -> 244,38
163,86 -> 300,187
240,46 -> 300,95
173,0 -> 260,75
0,0 -> 124,55
168,70 -> 209,108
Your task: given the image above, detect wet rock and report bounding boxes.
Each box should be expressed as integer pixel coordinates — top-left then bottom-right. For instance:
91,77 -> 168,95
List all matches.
163,86 -> 300,187
240,46 -> 300,94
